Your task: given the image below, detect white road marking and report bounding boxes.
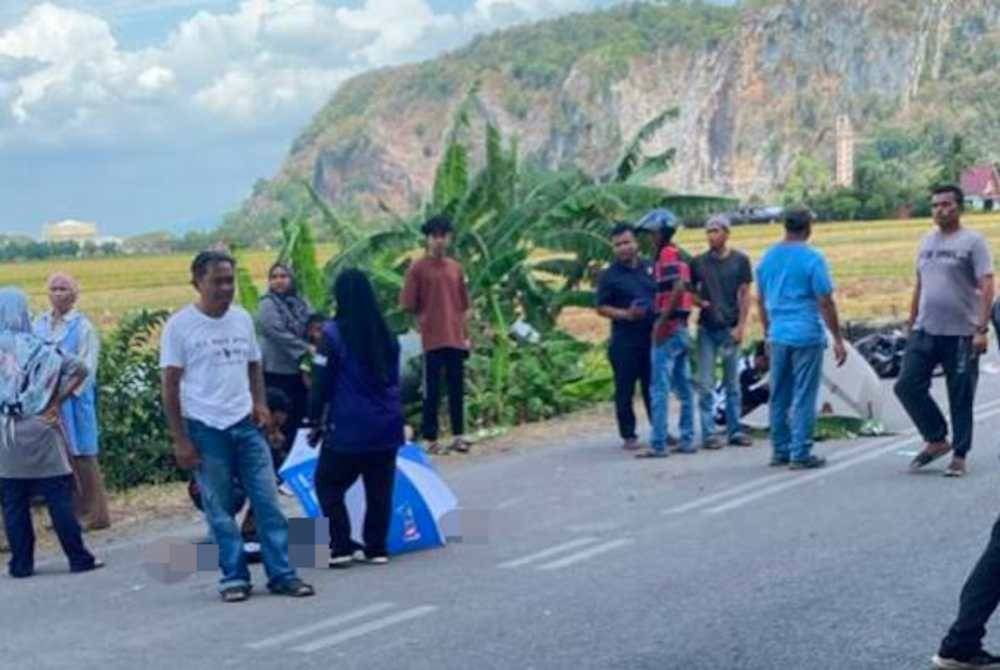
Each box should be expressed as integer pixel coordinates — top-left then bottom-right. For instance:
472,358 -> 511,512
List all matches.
661,437 -> 895,516
659,396 -> 1000,518
535,539 -> 634,571
661,472 -> 789,516
292,606 -> 438,653
246,603 -> 395,650
497,537 -> 598,569
705,402 -> 1000,515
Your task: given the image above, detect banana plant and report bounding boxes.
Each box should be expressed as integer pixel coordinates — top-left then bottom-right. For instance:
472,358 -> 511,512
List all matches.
312,91 -> 735,426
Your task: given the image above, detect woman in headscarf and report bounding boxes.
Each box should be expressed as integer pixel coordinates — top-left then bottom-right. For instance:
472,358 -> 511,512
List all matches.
33,272 -> 110,530
258,263 -> 313,453
0,287 -> 102,577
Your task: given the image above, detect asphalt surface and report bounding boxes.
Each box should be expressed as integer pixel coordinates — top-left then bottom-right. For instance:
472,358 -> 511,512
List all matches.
8,355 -> 1000,670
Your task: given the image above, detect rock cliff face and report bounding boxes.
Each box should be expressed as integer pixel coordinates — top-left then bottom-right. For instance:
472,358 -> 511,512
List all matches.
239,0 -> 1000,226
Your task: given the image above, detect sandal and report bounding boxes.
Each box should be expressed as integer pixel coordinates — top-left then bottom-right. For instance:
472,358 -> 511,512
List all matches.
910,444 -> 952,471
450,437 -> 471,453
221,584 -> 251,603
944,460 -> 967,477
268,578 -> 315,598
426,441 -> 449,455
634,448 -> 668,459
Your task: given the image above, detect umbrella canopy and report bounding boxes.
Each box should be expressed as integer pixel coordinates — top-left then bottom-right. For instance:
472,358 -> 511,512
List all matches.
279,434 -> 458,555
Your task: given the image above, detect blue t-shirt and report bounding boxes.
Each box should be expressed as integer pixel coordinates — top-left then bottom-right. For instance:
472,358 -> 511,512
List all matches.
756,242 -> 834,347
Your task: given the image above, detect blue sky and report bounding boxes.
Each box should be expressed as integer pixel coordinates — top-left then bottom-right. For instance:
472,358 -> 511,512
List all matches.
0,1 -> 730,238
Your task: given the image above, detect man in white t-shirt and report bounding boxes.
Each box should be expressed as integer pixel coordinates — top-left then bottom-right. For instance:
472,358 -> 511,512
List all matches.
160,250 -> 314,603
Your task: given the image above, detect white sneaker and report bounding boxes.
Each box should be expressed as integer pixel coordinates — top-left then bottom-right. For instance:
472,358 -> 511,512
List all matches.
328,554 -> 353,569
352,550 -> 389,565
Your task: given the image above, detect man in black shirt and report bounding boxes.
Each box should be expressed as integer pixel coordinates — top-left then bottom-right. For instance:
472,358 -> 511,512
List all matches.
596,223 -> 657,450
691,215 -> 755,449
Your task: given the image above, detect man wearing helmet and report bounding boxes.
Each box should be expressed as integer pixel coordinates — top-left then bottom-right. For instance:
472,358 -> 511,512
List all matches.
634,209 -> 696,457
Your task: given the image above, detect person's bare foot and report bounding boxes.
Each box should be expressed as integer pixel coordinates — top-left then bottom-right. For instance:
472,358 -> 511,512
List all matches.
944,457 -> 967,477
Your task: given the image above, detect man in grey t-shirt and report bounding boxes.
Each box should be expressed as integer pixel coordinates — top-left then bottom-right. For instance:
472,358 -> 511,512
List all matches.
894,184 -> 994,478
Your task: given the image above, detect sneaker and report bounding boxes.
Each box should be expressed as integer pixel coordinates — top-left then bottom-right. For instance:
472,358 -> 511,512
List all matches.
328,554 -> 353,569
729,434 -> 753,447
769,455 -> 790,467
789,455 -> 827,470
666,435 -> 680,448
675,446 -> 698,454
353,550 -> 389,565
702,437 -> 724,450
622,438 -> 641,451
932,649 -> 1000,669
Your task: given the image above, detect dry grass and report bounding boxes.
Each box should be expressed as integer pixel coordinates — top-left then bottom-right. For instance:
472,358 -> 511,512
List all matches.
0,245 -> 338,330
3,214 -> 999,338
562,213 -> 1000,342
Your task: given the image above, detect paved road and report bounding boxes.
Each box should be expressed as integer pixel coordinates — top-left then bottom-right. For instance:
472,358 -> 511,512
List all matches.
8,361 -> 1000,670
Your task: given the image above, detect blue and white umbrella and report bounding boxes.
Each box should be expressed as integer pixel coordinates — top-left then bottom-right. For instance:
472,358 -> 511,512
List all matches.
279,434 -> 458,555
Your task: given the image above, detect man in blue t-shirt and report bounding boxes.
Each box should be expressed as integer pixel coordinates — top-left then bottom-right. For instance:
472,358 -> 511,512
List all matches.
756,208 -> 847,470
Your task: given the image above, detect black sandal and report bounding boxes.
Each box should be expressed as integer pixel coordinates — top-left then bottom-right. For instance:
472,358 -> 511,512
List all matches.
910,445 -> 951,470
268,578 -> 315,597
221,584 -> 251,603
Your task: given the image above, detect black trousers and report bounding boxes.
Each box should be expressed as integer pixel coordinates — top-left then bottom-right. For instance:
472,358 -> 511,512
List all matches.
893,331 -> 979,457
609,342 -> 651,440
0,475 -> 96,577
422,348 -> 465,441
314,449 -> 397,558
940,513 -> 1000,656
264,372 -> 309,457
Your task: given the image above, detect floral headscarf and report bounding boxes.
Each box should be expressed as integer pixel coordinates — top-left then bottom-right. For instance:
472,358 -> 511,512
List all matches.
0,288 -> 63,430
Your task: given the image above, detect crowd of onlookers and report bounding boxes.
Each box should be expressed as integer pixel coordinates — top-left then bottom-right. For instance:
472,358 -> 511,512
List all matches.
6,181 -> 1000,669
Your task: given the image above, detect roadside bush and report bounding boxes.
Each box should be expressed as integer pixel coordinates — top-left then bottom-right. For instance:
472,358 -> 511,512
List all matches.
97,309 -> 181,490
466,332 -> 611,429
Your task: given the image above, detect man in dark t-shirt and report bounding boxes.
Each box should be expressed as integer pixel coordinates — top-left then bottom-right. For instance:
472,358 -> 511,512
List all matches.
691,215 -> 754,449
596,223 -> 656,450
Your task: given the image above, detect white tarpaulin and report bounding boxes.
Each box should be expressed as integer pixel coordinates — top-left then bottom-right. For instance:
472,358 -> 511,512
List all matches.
743,330 -> 909,432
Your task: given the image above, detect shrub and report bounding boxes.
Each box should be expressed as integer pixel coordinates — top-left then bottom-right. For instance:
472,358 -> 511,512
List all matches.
97,309 -> 181,490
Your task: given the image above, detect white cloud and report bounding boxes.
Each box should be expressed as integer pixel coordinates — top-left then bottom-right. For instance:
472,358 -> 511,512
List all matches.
0,0 -> 614,149
137,65 -> 175,91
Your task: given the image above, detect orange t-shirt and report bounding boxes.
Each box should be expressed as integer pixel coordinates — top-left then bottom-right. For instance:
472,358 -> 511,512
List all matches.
399,256 -> 470,352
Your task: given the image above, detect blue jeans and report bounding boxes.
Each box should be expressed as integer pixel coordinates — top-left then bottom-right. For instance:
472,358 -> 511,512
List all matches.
650,328 -> 695,452
697,327 -> 742,442
769,343 -> 824,462
187,417 -> 298,592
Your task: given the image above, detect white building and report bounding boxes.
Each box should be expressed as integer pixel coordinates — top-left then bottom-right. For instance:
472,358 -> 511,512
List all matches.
42,219 -> 99,243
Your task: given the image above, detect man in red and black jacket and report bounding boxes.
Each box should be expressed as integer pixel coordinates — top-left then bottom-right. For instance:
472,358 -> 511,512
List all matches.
634,209 -> 696,457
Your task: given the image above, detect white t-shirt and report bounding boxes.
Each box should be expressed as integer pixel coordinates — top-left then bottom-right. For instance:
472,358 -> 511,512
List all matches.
159,304 -> 262,430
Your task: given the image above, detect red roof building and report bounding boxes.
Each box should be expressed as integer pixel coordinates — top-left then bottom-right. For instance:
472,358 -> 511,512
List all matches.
960,164 -> 1000,211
